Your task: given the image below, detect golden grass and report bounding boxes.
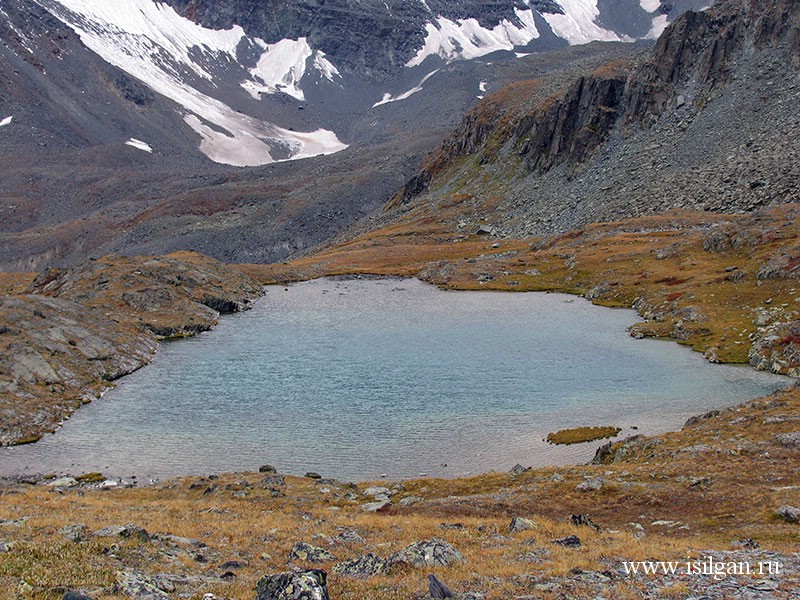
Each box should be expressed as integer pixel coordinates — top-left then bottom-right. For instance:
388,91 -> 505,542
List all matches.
0,271 -> 36,294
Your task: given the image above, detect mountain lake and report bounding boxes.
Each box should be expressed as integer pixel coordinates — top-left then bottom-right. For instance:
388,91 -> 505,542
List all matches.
0,278 -> 790,482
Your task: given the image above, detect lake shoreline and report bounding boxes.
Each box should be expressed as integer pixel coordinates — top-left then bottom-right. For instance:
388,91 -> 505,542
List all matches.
0,277 -> 778,481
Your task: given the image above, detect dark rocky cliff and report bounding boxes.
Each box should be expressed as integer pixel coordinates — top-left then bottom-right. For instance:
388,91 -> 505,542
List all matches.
624,0 -> 800,124
519,72 -> 627,173
394,0 -> 800,227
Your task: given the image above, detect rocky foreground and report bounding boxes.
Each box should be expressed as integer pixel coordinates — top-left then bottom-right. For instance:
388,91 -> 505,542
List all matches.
0,384 -> 799,599
0,252 -> 262,446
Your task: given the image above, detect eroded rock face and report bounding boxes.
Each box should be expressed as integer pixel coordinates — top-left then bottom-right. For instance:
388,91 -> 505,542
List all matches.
520,74 -> 628,174
0,294 -> 157,445
0,252 -> 262,445
28,252 -> 263,338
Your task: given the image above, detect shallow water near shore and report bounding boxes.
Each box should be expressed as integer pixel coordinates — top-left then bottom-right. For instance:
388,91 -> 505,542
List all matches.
0,278 -> 790,482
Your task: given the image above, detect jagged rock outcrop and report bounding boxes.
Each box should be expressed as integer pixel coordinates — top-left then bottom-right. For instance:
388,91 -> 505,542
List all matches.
0,252 -> 262,446
624,0 -> 800,124
27,252 -> 262,338
0,294 -> 156,446
519,73 -> 627,173
394,0 -> 800,234
749,320 -> 800,377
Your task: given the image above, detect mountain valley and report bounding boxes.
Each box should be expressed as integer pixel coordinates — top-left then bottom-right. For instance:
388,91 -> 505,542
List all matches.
2,0 -> 800,598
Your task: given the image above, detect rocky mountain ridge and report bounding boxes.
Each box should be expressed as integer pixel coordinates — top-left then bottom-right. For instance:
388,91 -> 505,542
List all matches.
0,0 -> 707,271
392,0 -> 800,237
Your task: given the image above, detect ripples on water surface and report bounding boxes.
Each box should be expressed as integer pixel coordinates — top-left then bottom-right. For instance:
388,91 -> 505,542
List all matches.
0,278 -> 790,481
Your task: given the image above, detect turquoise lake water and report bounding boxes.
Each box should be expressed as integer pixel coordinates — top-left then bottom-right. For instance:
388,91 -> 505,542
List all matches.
0,278 -> 790,482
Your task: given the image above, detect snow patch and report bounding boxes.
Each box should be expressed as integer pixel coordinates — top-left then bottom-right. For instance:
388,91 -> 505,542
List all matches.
544,0 -> 627,45
0,116 -> 12,127
38,0 -> 347,166
42,0 -> 244,80
646,14 -> 670,39
479,81 -> 487,92
407,8 -> 540,66
243,37 -> 339,101
373,70 -> 439,107
639,0 -> 661,12
125,137 -> 152,152
313,51 -> 340,81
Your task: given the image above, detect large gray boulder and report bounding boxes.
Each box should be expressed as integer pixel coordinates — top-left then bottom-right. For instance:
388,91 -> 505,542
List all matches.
387,538 -> 464,569
332,553 -> 387,579
255,570 -> 330,600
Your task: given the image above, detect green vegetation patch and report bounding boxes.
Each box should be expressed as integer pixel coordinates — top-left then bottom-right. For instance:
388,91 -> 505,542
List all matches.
75,472 -> 105,483
546,426 -> 622,445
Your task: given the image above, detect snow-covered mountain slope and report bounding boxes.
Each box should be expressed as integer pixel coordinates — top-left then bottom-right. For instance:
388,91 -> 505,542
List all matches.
0,0 -> 713,271
26,0 -> 709,167
33,0 -> 347,166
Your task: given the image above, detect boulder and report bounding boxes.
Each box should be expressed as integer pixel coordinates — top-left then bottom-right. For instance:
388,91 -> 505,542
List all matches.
255,570 -> 330,600
114,570 -> 169,600
290,542 -> 335,563
509,464 -> 530,477
775,432 -> 800,448
509,517 -> 536,533
387,538 -> 464,568
398,496 -> 423,506
48,477 -> 79,488
361,500 -> 392,512
59,523 -> 87,543
428,574 -> 454,598
261,475 -> 286,487
332,553 -> 387,578
570,514 -> 600,530
776,506 -> 800,523
551,535 -> 581,548
575,477 -> 604,492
